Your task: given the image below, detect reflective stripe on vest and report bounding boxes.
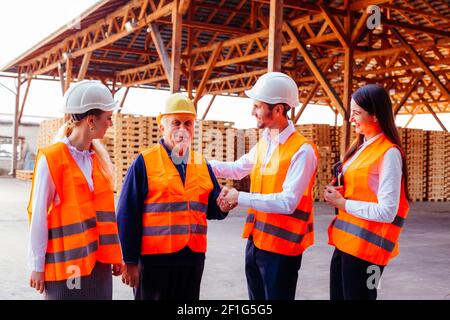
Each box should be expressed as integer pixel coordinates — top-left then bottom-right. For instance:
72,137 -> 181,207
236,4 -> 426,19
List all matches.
328,135 -> 409,266
140,144 -> 213,254
242,131 -> 318,256
27,142 -> 122,281
143,201 -> 208,213
247,213 -> 313,244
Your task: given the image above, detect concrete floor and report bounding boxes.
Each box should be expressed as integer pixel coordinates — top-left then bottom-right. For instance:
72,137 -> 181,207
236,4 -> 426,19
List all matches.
1,177 -> 449,300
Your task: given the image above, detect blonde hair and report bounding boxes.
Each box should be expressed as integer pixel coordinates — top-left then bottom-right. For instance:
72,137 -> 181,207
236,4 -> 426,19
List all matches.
54,118 -> 115,190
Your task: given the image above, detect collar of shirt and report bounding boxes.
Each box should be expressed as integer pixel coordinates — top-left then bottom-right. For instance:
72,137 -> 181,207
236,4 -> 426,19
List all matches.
262,120 -> 296,145
62,136 -> 95,156
361,132 -> 383,148
159,138 -> 189,164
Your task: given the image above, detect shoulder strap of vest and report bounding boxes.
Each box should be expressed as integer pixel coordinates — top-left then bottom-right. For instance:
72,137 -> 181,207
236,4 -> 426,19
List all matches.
40,142 -> 67,191
27,142 -> 66,223
140,143 -> 161,158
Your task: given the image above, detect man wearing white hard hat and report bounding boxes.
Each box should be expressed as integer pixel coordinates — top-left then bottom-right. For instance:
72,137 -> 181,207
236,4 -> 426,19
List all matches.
210,72 -> 319,300
116,93 -> 230,300
27,80 -> 123,299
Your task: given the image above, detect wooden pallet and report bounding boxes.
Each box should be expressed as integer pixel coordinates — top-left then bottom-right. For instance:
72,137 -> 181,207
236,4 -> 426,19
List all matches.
296,124 -> 331,147
37,118 -> 64,148
16,170 -> 33,181
424,131 -> 448,201
314,147 -> 333,201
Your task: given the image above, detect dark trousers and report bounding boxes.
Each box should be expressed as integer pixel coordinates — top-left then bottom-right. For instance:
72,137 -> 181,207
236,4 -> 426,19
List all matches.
134,262 -> 205,300
245,238 -> 302,300
330,248 -> 385,300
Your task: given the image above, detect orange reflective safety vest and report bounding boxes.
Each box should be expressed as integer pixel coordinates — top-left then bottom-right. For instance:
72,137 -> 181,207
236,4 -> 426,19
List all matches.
27,142 -> 122,282
140,144 -> 213,255
242,131 -> 319,256
328,135 -> 409,266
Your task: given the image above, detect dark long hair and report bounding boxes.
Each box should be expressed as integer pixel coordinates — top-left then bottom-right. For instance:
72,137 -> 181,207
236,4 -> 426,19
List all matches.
343,84 -> 409,200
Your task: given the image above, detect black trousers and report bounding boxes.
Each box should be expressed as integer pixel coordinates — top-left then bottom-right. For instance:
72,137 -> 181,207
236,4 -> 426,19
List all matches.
330,248 -> 385,300
245,238 -> 303,300
134,262 -> 205,300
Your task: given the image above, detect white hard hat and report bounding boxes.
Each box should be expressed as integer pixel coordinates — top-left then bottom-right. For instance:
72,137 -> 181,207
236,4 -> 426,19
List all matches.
245,72 -> 300,108
61,80 -> 118,114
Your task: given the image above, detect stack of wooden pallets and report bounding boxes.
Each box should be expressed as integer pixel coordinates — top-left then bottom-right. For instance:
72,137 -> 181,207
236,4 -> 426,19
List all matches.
112,113 -> 150,193
232,128 -> 263,192
231,129 -> 253,192
445,133 -> 450,201
16,170 -> 33,181
34,115 -> 450,202
424,131 -> 447,201
403,129 -> 425,201
37,118 -> 64,148
193,120 -> 235,187
330,126 -> 341,163
296,124 -> 331,148
339,125 -> 359,158
314,146 -> 333,201
148,116 -> 161,146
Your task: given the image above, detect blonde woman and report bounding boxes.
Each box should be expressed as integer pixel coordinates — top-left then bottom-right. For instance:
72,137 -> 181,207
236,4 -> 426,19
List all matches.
27,81 -> 122,300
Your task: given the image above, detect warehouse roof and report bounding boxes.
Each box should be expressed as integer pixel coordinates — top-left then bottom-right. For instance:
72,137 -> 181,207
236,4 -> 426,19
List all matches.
1,0 -> 449,117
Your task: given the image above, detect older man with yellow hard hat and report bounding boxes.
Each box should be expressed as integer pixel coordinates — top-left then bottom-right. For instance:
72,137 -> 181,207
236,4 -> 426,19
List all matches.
116,93 -> 232,300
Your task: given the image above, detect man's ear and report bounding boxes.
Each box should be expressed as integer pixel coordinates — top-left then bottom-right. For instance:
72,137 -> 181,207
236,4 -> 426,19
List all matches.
276,104 -> 284,116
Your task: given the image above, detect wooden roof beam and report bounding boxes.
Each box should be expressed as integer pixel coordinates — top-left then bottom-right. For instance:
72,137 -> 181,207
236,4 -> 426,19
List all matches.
194,42 -> 223,105
148,23 -> 172,82
284,21 -> 347,118
350,0 -> 392,11
382,16 -> 450,39
268,0 -> 283,72
171,0 -> 182,93
394,77 -> 419,115
78,52 -> 92,81
320,6 -> 349,48
294,82 -> 319,123
391,27 -> 450,103
21,0 -> 174,77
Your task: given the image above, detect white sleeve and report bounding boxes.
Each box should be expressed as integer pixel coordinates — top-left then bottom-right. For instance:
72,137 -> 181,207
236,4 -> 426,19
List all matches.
237,143 -> 318,214
345,147 -> 403,223
208,145 -> 256,180
28,155 -> 57,272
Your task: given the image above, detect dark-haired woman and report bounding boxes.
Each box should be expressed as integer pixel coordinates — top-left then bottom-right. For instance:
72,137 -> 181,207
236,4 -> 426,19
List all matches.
27,80 -> 123,299
324,84 -> 409,300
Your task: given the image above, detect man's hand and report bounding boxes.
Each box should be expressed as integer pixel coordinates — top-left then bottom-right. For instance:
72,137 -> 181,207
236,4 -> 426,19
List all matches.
121,263 -> 140,288
217,186 -> 238,212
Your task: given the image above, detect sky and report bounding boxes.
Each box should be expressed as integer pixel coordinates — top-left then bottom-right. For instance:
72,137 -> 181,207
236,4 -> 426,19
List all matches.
0,0 -> 449,130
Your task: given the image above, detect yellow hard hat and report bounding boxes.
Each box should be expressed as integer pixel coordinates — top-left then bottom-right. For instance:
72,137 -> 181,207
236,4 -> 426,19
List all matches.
157,93 -> 196,124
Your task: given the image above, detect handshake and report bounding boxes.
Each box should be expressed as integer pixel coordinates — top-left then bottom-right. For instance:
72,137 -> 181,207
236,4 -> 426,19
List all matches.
216,186 -> 239,212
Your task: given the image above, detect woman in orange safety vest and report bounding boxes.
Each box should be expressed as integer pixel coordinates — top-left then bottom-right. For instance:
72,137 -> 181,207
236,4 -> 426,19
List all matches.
324,84 -> 409,300
27,81 -> 122,300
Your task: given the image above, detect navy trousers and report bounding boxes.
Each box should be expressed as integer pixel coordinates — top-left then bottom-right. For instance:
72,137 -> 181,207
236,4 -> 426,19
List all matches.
245,238 -> 303,300
330,248 -> 385,300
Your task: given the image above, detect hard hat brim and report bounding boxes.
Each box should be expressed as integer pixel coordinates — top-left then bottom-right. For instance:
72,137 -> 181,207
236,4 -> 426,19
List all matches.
245,89 -> 300,108
157,110 -> 196,125
60,100 -> 119,114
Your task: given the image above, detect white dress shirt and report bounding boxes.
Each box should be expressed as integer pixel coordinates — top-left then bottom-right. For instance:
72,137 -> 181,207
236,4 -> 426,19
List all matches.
28,137 -> 95,272
343,133 -> 403,223
209,120 -> 318,214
